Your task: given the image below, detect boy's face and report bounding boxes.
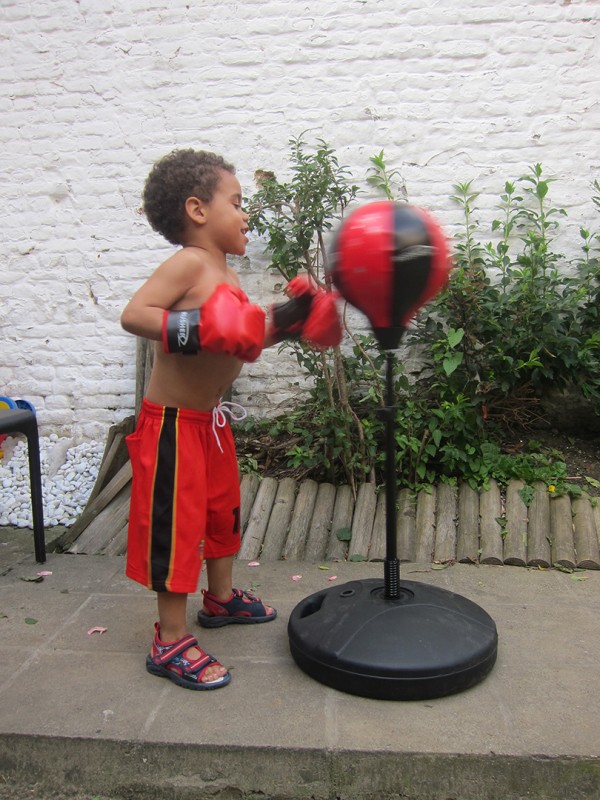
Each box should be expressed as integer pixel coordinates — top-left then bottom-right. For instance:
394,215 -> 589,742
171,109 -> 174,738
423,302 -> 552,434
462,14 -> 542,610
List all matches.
204,170 -> 249,256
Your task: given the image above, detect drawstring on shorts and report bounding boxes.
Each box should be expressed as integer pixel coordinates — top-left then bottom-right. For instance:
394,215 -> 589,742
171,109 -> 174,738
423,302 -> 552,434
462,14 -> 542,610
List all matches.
212,401 -> 247,453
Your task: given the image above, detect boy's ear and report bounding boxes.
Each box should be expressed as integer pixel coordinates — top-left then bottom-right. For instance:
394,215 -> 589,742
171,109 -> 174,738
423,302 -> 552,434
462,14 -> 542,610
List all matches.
185,196 -> 208,225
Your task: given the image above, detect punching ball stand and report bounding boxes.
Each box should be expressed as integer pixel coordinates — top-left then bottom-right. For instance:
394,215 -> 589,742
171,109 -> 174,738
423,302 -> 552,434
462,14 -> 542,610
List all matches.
287,202 -> 498,701
381,350 -> 401,599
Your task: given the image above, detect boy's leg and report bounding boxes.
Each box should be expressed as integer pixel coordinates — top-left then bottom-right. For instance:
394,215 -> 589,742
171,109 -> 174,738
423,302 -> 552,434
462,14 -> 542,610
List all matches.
200,418 -> 276,626
199,556 -> 276,626
156,591 -> 228,683
206,555 -> 274,615
205,554 -> 235,599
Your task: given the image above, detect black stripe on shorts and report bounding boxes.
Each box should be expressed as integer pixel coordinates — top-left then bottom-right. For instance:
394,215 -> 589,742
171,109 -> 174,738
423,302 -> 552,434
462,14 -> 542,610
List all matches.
150,407 -> 179,591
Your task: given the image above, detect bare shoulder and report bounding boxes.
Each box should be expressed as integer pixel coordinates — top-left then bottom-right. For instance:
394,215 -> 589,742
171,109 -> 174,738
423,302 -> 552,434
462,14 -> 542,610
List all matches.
152,248 -> 218,307
155,247 -> 207,281
149,250 -> 242,309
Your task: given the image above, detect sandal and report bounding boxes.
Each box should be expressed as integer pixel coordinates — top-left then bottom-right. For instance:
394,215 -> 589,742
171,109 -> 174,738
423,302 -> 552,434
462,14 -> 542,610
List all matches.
197,588 -> 277,628
145,623 -> 231,690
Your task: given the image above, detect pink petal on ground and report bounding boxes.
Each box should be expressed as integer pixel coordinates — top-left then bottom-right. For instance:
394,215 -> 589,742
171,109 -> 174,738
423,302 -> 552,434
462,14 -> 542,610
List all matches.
327,576 -> 338,581
291,575 -> 302,582
247,561 -> 260,567
87,626 -> 107,635
37,571 -> 53,577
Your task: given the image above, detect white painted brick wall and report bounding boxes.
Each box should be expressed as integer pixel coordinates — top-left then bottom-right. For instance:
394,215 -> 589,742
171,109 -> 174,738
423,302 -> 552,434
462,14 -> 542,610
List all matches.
1,0 -> 598,441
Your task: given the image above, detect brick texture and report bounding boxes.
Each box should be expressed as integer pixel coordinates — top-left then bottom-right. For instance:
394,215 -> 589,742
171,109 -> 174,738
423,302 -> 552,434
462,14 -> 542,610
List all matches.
1,0 -> 598,438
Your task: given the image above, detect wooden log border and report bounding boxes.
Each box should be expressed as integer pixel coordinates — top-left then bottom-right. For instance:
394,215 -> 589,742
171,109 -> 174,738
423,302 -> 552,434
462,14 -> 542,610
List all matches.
58,470 -> 600,571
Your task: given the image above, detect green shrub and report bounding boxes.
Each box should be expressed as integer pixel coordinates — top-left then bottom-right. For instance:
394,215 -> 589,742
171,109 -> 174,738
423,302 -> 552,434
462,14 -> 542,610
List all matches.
240,139 -> 600,497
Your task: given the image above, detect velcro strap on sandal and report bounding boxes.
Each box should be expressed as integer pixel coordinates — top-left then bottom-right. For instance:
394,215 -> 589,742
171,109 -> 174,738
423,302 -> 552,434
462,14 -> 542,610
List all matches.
153,634 -> 198,666
186,653 -> 214,672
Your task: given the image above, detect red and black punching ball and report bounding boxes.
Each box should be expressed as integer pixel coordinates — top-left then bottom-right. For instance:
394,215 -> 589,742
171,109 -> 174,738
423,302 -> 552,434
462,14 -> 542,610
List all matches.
329,201 -> 450,349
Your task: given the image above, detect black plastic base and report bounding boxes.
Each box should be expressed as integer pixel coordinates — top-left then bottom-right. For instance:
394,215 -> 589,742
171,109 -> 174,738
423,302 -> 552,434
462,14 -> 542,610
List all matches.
288,578 -> 498,700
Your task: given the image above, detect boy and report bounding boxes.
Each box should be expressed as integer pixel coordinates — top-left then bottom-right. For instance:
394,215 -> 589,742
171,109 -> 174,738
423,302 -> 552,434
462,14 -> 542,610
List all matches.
121,148 -> 341,690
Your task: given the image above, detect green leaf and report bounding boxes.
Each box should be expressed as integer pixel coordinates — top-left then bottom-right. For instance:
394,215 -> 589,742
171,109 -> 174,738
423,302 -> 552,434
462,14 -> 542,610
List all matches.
349,554 -> 366,562
336,527 -> 352,542
447,327 -> 465,348
553,563 -> 574,574
519,485 -> 535,507
443,352 -> 463,376
585,476 -> 600,489
24,618 -> 38,625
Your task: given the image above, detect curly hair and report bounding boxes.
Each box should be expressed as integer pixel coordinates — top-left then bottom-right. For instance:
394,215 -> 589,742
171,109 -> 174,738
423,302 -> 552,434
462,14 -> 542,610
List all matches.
142,149 -> 236,245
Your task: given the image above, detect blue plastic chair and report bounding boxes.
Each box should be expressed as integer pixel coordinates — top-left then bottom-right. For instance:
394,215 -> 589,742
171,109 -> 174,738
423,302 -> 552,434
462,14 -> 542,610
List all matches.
0,409 -> 46,563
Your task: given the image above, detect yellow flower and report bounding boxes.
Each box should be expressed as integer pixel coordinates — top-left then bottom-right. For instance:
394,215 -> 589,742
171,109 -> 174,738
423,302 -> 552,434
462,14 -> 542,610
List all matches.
548,485 -> 556,493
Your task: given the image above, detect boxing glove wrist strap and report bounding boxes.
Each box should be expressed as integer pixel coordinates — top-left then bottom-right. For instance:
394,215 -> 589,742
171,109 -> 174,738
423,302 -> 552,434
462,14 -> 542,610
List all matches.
162,309 -> 201,354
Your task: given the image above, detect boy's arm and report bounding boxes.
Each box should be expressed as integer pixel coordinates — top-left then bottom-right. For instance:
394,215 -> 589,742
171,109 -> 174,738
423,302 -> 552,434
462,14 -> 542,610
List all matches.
121,255 -> 265,362
265,276 -> 342,350
121,253 -> 196,341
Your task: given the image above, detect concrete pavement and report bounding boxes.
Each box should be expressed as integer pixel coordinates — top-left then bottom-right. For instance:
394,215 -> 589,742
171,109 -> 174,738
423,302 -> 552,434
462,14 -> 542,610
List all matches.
0,527 -> 599,800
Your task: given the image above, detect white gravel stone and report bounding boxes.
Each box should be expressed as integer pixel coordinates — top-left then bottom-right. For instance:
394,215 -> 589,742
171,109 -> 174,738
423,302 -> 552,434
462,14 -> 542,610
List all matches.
0,435 -> 104,528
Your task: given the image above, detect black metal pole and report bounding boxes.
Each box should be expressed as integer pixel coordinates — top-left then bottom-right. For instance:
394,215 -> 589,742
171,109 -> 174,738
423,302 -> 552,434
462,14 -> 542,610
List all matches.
383,351 -> 400,598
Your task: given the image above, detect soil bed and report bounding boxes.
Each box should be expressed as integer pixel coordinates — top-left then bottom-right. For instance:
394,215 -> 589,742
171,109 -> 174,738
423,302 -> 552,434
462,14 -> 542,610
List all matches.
504,429 -> 600,497
235,426 -> 600,496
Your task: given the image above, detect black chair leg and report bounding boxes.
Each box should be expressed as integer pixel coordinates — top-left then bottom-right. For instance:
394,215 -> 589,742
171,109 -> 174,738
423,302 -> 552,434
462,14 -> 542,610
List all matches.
25,425 -> 46,564
0,408 -> 47,562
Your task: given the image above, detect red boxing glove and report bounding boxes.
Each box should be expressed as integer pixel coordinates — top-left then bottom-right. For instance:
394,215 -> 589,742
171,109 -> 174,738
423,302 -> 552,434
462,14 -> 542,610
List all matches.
301,290 -> 342,349
162,284 -> 265,362
267,275 -> 342,349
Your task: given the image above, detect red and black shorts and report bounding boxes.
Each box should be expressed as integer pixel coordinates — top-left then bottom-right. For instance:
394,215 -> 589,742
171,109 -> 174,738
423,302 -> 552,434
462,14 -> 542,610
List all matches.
125,399 -> 241,593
